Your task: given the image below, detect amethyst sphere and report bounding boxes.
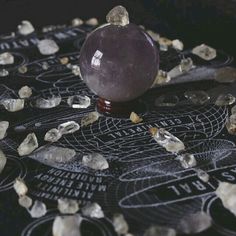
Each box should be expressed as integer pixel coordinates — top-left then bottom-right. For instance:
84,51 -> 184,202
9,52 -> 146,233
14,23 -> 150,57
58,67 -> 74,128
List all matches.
79,23 -> 159,102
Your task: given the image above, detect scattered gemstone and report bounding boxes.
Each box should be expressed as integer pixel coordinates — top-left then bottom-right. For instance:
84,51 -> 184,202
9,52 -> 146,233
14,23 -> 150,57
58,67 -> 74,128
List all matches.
158,37 -> 172,51
155,94 -> 179,107
0,149 -> 7,174
144,225 -> 176,236
153,70 -> 171,86
18,85 -> 32,98
34,96 -> 61,109
232,105 -> 236,114
81,202 -> 104,218
179,57 -> 193,72
214,67 -> 236,83
81,111 -> 100,127
18,65 -> 28,74
172,39 -> 184,51
18,195 -> 33,209
146,30 -> 160,42
58,121 -> 80,135
192,44 -> 217,61
42,62 -> 49,70
184,90 -> 210,105
82,153 -> 109,170
215,93 -> 235,106
17,133 -> 38,156
0,52 -> 14,65
226,120 -> 236,135
72,18 -> 84,26
67,95 -> 91,109
113,213 -> 129,235
58,198 -> 79,214
59,57 -> 69,65
196,169 -> 210,183
71,65 -> 82,76
44,128 -> 62,142
13,178 -> 28,196
29,200 -> 47,218
18,20 -> 35,35
106,5 -> 129,26
177,212 -> 212,234
0,121 -> 9,140
177,153 -> 197,169
37,39 -> 59,55
149,127 -> 185,153
85,18 -> 99,26
1,99 -> 25,112
230,114 -> 236,124
52,215 -> 82,236
130,112 -> 143,124
0,69 -> 9,77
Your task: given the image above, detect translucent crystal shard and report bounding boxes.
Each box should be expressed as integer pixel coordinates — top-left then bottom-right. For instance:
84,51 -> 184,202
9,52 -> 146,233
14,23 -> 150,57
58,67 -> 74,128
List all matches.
34,96 -> 61,109
0,149 -> 7,174
44,128 -> 62,142
18,65 -> 28,74
81,202 -> 104,218
184,90 -> 210,105
144,225 -> 176,236
67,95 -> 91,109
17,133 -> 38,156
37,39 -> 59,55
58,198 -> 79,214
192,44 -> 216,61
82,153 -> 109,170
226,120 -> 236,135
130,112 -> 143,124
172,39 -> 184,51
29,200 -> 47,218
18,86 -> 32,98
196,169 -> 210,183
113,213 -> 129,235
72,18 -> 84,26
149,128 -> 185,153
0,52 -> 14,65
215,93 -> 235,106
155,95 -> 179,107
214,67 -> 236,83
81,111 -> 100,127
178,212 -> 212,234
153,70 -> 171,86
1,99 -> 24,112
13,178 -> 28,196
177,153 -> 197,169
18,195 -> 33,209
58,121 -> 80,135
106,6 -> 129,26
18,20 -> 35,35
0,69 -> 9,77
179,58 -> 193,72
0,121 -> 9,140
71,65 -> 82,76
52,215 -> 82,236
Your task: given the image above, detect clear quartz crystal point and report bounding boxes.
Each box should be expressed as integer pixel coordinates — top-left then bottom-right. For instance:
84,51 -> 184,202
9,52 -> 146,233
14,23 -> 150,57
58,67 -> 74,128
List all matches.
215,93 -> 236,106
67,95 -> 91,108
192,44 -> 217,61
34,96 -> 61,109
18,86 -> 32,98
44,128 -> 62,142
58,198 -> 79,214
18,20 -> 35,35
0,121 -> 9,140
1,99 -> 24,112
13,178 -> 28,196
149,128 -> 185,153
0,52 -> 14,65
52,215 -> 82,236
81,111 -> 100,127
0,149 -> 7,174
155,95 -> 179,107
17,133 -> 38,156
81,202 -> 104,218
29,200 -> 47,218
58,121 -> 80,135
144,225 -> 176,236
177,153 -> 197,169
184,90 -> 210,105
106,6 -> 129,26
37,39 -> 59,55
82,153 -> 109,170
113,213 -> 129,235
18,195 -> 33,209
196,169 -> 210,182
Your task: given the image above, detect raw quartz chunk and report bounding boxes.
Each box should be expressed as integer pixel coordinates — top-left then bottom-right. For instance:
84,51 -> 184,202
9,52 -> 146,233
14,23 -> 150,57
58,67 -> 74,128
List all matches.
232,105 -> 236,114
155,94 -> 179,107
113,213 -> 129,235
196,169 -> 210,183
0,69 -> 9,77
18,195 -> 33,209
59,57 -> 69,65
17,133 -> 38,156
226,120 -> 236,135
0,149 -> 7,174
71,65 -> 82,76
82,153 -> 109,170
37,39 -> 59,55
58,121 -> 80,135
144,225 -> 176,236
18,65 -> 28,74
52,215 -> 82,236
1,98 -> 24,112
58,198 -> 79,214
85,18 -> 99,26
146,30 -> 160,42
0,121 -> 9,140
153,70 -> 171,86
18,85 -> 32,98
0,52 -> 14,65
81,202 -> 104,218
71,18 -> 84,26
29,200 -> 47,218
172,39 -> 184,51
158,37 -> 172,51
44,128 -> 62,142
179,57 -> 194,72
81,111 -> 100,127
184,90 -> 210,105
149,127 -> 185,153
13,178 -> 28,196
192,44 -> 217,61
106,5 -> 129,26
214,67 -> 236,83
177,153 -> 197,169
177,212 -> 212,234
130,112 -> 143,124
18,20 -> 35,35
34,96 -> 61,109
67,95 -> 91,109
215,93 -> 235,106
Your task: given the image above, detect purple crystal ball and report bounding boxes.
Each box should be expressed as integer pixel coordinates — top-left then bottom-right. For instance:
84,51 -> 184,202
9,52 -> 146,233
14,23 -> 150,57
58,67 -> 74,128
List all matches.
79,23 -> 159,102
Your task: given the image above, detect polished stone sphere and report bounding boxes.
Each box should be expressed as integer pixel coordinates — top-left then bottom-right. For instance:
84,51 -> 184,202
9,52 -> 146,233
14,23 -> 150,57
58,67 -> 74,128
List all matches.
79,23 -> 159,102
